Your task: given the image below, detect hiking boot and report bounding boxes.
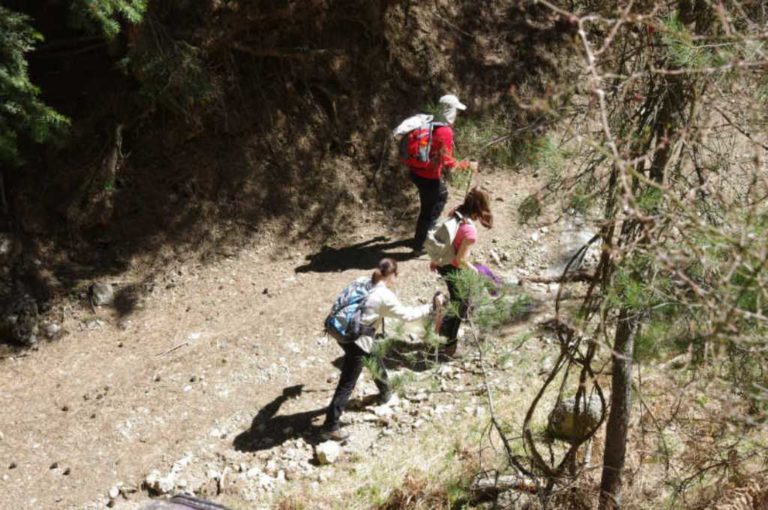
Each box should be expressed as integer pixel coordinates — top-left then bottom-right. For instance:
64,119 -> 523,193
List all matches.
319,426 -> 350,442
439,342 -> 458,359
377,389 -> 393,405
411,240 -> 425,256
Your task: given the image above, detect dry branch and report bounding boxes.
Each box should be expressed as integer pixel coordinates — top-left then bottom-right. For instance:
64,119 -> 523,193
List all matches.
523,270 -> 595,284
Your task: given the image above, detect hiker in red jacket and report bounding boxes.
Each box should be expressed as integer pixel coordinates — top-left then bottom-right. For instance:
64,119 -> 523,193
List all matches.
405,94 -> 477,253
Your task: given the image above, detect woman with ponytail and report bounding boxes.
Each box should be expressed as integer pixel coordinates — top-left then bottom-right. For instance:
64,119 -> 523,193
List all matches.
322,258 -> 444,441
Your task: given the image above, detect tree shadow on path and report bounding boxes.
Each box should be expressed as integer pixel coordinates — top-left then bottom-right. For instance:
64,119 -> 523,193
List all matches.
294,236 -> 417,273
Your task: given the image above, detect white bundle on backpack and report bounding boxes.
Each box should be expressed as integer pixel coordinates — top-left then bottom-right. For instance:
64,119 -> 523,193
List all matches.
424,212 -> 470,267
392,114 -> 434,140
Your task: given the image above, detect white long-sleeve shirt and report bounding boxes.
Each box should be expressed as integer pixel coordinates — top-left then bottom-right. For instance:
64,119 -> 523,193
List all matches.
355,281 -> 432,353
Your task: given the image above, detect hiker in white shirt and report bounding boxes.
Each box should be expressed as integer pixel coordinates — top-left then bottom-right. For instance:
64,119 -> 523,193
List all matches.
321,258 -> 444,441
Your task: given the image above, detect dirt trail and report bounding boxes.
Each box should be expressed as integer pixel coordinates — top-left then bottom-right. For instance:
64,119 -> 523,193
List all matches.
0,171 -> 553,509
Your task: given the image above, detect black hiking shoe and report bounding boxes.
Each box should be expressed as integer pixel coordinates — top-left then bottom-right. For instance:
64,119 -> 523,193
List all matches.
438,342 -> 459,360
377,389 -> 393,405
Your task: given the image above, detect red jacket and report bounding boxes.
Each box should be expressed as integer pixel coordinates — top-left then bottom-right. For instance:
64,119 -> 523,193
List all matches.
408,125 -> 468,180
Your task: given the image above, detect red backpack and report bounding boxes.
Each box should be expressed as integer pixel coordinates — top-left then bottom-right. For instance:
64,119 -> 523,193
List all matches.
395,117 -> 446,169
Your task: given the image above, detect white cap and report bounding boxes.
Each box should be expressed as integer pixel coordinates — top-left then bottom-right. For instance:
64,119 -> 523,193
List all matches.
439,94 -> 467,110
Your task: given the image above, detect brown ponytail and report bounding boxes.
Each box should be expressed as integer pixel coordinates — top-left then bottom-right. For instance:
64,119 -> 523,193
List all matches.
456,187 -> 493,228
372,258 -> 398,284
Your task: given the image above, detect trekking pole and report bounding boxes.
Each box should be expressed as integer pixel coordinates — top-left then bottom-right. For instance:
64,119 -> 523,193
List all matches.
464,159 -> 478,196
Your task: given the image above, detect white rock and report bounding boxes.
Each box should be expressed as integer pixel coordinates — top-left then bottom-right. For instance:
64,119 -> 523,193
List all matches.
86,319 -> 104,330
373,405 -> 394,424
108,486 -> 120,499
144,470 -> 175,494
43,322 -> 61,339
257,473 -> 274,489
316,441 -> 342,465
265,459 -> 278,475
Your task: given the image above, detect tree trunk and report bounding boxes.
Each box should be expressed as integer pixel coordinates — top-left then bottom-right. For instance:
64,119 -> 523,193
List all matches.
598,307 -> 639,509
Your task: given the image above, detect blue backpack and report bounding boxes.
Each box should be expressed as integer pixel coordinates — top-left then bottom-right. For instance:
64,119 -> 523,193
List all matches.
324,277 -> 374,343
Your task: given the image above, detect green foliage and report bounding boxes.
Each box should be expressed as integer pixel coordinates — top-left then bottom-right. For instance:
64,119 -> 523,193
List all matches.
634,317 -> 674,362
69,0 -> 147,39
758,74 -> 768,104
457,114 -> 527,168
518,194 -> 542,225
528,135 -> 565,178
568,181 -> 596,216
443,269 -> 533,334
388,371 -> 415,397
363,337 -> 394,381
1,1 -> 148,166
637,187 -> 664,215
662,14 -> 719,69
124,23 -> 217,119
0,7 -> 69,165
606,254 -> 672,312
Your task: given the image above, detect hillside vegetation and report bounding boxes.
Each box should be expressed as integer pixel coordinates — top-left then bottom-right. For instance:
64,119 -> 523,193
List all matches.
0,1 -> 767,509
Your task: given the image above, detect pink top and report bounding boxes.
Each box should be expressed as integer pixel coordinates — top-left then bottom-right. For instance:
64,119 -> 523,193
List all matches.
452,221 -> 477,267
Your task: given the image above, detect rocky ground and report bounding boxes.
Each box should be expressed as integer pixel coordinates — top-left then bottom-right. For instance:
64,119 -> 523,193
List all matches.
0,170 -> 597,509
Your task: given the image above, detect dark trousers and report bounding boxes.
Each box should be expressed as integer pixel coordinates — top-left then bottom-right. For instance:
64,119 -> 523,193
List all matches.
325,342 -> 389,429
438,265 -> 470,345
410,173 -> 448,249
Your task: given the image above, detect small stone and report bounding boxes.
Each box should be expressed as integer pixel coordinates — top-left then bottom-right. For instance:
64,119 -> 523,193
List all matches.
8,462 -> 17,470
89,282 -> 115,306
62,467 -> 71,476
373,406 -> 394,421
49,462 -> 58,469
108,486 -> 120,499
85,319 -> 104,330
315,441 -> 342,465
44,322 -> 62,340
144,469 -> 175,495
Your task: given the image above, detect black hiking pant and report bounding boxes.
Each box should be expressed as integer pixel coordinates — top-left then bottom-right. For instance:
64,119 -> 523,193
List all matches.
438,265 -> 470,346
410,173 -> 448,250
325,342 -> 389,429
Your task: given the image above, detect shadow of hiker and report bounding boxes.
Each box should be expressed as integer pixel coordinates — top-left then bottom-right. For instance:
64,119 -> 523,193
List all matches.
233,385 -> 326,453
295,236 -> 416,273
